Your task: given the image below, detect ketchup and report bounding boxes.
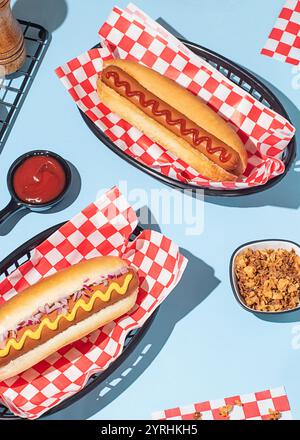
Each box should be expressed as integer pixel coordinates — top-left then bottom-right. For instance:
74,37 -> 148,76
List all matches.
104,68 -> 233,164
13,155 -> 66,204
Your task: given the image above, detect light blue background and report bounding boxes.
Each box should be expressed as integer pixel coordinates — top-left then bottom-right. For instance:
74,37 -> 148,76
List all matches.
1,0 -> 299,420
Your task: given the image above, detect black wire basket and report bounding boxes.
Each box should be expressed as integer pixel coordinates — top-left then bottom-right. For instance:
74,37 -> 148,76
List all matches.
0,222 -> 157,419
0,20 -> 49,151
80,39 -> 296,197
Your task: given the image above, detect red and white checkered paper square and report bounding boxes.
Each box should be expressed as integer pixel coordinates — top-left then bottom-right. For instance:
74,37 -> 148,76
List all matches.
0,186 -> 187,419
261,0 -> 300,65
56,3 -> 295,191
152,386 -> 292,420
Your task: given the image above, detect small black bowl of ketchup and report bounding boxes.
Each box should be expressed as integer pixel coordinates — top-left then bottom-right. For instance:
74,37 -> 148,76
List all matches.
0,150 -> 71,226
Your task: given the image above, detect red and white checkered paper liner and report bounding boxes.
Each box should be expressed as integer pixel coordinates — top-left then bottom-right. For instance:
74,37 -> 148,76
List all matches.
56,3 -> 295,191
0,186 -> 187,419
152,386 -> 292,420
261,0 -> 300,65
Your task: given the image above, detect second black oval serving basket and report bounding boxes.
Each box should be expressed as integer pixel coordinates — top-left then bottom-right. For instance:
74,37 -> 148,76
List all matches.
80,39 -> 296,196
0,223 -> 157,419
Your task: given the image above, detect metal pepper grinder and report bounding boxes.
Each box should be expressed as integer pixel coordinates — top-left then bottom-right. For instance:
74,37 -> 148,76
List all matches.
0,0 -> 26,75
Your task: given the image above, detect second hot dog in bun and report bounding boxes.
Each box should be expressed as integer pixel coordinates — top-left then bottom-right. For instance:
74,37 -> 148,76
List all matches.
97,60 -> 247,182
0,257 -> 138,381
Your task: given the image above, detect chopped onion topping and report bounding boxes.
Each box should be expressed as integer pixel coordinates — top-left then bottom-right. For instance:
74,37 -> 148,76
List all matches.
0,266 -> 130,343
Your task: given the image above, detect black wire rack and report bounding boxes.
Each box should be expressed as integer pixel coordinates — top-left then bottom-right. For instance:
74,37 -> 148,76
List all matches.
0,222 -> 157,419
80,39 -> 296,197
0,20 -> 49,152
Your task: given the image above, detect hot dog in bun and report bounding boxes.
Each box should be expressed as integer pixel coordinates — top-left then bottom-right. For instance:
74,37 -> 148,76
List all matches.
0,257 -> 138,381
97,60 -> 247,182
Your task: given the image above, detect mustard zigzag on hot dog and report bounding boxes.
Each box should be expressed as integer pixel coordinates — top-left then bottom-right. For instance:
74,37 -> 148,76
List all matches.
0,273 -> 133,357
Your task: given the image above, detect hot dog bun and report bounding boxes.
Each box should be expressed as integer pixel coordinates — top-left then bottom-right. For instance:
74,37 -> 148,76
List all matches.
0,294 -> 135,382
0,257 -> 138,381
97,59 -> 247,182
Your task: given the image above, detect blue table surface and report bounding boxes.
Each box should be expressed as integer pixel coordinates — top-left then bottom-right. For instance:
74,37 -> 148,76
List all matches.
1,0 -> 299,420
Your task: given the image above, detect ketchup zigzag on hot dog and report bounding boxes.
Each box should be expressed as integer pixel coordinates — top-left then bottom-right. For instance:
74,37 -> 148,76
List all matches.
97,60 -> 247,181
0,257 -> 138,381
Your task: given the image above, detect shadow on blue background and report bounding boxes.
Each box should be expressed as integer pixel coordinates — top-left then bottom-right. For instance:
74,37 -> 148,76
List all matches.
255,308 -> 300,324
208,77 -> 300,210
13,0 -> 68,33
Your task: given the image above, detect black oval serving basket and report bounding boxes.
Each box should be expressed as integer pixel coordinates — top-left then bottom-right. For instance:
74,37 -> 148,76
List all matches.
80,39 -> 296,196
0,223 -> 157,420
